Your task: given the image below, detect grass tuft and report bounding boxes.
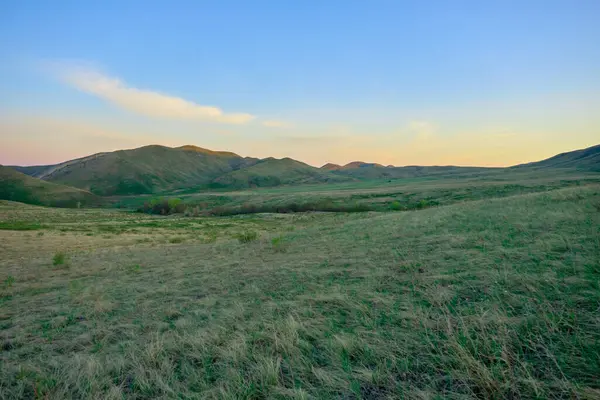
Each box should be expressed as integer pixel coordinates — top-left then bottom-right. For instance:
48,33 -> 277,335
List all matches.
52,251 -> 67,267
236,230 -> 258,243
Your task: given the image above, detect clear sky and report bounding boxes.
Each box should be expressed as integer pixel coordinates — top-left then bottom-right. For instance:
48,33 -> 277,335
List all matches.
1,0 -> 599,167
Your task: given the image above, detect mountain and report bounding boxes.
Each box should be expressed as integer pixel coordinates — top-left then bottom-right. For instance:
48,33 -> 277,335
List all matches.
514,144 -> 600,171
5,143 -> 599,200
12,145 -> 260,196
341,161 -> 385,169
321,163 -> 342,171
0,166 -> 100,207
213,158 -> 352,189
324,144 -> 600,179
320,161 -> 386,171
175,145 -> 242,158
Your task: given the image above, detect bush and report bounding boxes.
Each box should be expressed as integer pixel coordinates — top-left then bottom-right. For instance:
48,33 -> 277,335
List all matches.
207,200 -> 374,216
236,231 -> 258,243
184,206 -> 202,217
390,201 -> 404,211
138,198 -> 186,215
52,252 -> 67,267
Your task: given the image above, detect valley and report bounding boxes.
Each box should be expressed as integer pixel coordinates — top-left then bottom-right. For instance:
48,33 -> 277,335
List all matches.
1,144 -> 600,398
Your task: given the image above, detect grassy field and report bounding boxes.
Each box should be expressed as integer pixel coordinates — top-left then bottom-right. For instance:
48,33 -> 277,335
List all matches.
1,178 -> 600,398
118,169 -> 600,216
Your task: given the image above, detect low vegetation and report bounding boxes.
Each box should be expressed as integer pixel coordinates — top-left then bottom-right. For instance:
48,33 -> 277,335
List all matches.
138,197 -> 185,215
1,178 -> 599,398
235,230 -> 259,243
52,251 -> 67,267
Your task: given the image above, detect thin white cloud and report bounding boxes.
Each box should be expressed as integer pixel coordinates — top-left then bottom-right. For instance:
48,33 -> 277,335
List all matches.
58,67 -> 255,125
408,120 -> 436,140
262,119 -> 292,128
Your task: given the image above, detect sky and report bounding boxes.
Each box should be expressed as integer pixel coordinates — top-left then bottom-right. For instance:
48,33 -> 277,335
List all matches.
1,0 -> 599,167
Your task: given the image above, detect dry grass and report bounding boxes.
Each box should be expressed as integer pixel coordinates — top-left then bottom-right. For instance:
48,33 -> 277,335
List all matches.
1,185 -> 599,398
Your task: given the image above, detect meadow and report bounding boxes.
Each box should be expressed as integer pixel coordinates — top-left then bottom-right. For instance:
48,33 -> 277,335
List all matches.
1,175 -> 599,399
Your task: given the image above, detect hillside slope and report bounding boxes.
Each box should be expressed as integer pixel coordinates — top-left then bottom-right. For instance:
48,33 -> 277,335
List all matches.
213,158 -> 353,188
324,144 -> 600,179
0,166 -> 100,207
7,143 -> 599,197
21,145 -> 260,196
515,144 -> 600,171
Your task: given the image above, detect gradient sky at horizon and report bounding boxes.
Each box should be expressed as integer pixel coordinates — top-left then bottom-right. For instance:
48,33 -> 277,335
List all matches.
1,0 -> 599,167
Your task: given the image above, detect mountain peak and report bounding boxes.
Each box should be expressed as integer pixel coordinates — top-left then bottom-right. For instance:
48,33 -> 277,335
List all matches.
177,145 -> 240,157
342,161 -> 385,169
321,163 -> 342,170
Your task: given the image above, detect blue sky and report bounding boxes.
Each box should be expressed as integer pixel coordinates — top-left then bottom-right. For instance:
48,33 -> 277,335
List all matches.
1,0 -> 599,166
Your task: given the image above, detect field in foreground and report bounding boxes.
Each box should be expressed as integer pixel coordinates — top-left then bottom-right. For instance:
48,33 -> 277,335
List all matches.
1,184 -> 600,399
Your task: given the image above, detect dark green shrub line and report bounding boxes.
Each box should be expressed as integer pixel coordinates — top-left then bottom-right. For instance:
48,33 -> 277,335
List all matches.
209,201 -> 374,216
137,198 -> 185,215
136,197 -> 439,216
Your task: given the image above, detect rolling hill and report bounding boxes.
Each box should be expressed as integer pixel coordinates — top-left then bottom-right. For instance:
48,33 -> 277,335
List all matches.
5,143 -> 600,201
0,165 -> 100,207
213,157 -> 352,189
13,145 -> 261,196
323,144 -> 600,179
514,144 -> 600,171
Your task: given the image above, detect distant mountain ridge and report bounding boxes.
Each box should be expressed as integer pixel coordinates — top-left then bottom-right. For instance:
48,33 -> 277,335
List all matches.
5,143 -> 600,199
8,145 -> 352,195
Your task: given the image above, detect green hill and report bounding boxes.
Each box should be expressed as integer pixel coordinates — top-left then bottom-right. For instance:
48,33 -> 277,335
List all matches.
0,166 -> 100,207
213,157 -> 353,188
325,145 -> 600,180
21,145 -> 260,196
515,144 -> 600,171
6,143 -> 599,197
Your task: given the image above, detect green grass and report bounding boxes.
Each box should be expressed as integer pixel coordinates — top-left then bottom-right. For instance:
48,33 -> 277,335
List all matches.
0,221 -> 47,230
112,169 -> 600,217
0,181 -> 599,398
235,230 -> 259,243
0,165 -> 101,208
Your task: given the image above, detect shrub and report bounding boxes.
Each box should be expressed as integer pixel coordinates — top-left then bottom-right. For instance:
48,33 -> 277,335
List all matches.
390,201 -> 404,211
207,200 -> 374,216
184,206 -> 202,217
236,231 -> 258,243
139,197 -> 186,215
4,275 -> 14,288
52,252 -> 67,267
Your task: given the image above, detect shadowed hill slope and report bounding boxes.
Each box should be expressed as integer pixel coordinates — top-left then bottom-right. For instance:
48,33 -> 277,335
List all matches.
514,144 -> 600,171
0,166 -> 100,207
213,157 -> 353,188
326,144 -> 600,179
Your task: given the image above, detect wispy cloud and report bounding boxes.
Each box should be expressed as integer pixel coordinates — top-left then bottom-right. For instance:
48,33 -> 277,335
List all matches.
408,120 -> 436,140
57,66 -> 255,125
262,119 -> 292,128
